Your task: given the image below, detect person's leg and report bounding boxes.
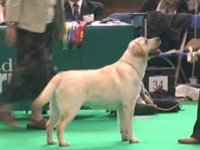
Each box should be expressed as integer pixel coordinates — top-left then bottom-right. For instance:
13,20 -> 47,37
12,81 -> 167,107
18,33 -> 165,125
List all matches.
178,92 -> 200,144
0,103 -> 17,127
27,23 -> 54,129
0,27 -> 29,127
190,95 -> 200,139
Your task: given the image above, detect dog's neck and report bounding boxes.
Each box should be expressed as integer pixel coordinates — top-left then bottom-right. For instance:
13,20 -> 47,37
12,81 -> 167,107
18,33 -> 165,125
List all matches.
119,59 -> 145,81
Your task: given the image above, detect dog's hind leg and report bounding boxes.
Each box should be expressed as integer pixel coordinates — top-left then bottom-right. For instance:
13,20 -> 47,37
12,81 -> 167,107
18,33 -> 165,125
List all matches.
56,104 -> 82,147
118,102 -> 139,143
47,97 -> 60,145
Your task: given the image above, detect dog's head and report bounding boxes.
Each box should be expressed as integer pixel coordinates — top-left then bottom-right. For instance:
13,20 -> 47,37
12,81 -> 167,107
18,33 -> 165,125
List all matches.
128,37 -> 161,58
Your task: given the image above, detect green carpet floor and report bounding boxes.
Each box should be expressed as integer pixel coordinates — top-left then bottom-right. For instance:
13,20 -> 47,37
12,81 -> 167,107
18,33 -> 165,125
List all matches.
0,101 -> 199,150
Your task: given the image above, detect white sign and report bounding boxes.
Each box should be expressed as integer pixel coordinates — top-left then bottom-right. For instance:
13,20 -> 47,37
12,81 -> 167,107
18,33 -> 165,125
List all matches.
83,14 -> 94,23
0,58 -> 13,93
149,76 -> 168,92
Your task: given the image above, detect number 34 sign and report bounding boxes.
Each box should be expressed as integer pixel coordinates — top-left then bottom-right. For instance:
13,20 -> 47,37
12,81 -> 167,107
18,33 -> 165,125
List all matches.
148,76 -> 168,92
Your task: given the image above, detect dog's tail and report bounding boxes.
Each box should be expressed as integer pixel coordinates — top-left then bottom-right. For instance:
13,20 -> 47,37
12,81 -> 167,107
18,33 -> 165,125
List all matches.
32,73 -> 62,110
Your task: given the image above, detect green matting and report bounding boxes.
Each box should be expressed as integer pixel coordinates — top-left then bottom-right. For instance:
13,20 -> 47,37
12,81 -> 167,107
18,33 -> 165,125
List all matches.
0,101 -> 199,150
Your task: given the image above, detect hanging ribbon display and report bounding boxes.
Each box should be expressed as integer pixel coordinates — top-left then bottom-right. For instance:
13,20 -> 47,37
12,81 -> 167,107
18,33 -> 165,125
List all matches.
63,21 -> 86,50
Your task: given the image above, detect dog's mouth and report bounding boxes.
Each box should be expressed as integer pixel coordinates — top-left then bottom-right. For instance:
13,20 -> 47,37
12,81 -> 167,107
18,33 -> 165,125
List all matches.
149,48 -> 161,57
147,37 -> 161,57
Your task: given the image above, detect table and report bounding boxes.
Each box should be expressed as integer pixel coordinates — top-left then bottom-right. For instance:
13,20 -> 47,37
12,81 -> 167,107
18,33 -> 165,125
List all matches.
52,25 -> 135,71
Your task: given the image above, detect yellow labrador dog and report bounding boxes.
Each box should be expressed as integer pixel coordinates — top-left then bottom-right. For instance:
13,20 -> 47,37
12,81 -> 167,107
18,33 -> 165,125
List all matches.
33,37 -> 161,147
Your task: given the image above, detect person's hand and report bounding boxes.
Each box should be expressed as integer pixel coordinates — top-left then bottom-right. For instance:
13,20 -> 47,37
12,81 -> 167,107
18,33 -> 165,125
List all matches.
6,25 -> 17,46
187,47 -> 199,63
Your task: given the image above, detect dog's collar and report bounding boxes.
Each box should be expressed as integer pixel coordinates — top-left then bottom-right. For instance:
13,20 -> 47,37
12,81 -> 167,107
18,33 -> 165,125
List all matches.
119,60 -> 142,80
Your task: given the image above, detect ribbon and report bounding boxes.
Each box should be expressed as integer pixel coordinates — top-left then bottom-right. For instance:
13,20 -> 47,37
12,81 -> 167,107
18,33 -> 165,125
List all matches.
77,21 -> 86,48
63,21 -> 86,50
63,21 -> 72,50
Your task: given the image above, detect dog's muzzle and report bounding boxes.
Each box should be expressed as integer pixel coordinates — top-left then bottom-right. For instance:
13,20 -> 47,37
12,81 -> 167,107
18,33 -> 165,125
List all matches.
149,49 -> 161,57
149,37 -> 161,57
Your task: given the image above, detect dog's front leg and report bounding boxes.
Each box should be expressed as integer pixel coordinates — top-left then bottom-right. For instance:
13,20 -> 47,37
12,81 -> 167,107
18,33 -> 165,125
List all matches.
118,103 -> 139,143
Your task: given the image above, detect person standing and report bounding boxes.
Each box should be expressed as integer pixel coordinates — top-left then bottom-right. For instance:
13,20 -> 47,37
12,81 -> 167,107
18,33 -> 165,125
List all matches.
139,0 -> 189,13
0,0 -> 5,24
0,0 -> 65,129
177,50 -> 200,144
178,95 -> 200,144
64,0 -> 104,22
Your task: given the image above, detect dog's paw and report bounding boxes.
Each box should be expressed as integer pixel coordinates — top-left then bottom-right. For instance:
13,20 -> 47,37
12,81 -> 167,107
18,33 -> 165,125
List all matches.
122,138 -> 128,142
121,137 -> 139,143
47,141 -> 57,145
129,138 -> 139,144
59,142 -> 70,147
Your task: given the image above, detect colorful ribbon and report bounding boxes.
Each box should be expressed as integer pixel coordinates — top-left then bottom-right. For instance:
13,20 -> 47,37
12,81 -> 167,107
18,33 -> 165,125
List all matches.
63,21 -> 86,50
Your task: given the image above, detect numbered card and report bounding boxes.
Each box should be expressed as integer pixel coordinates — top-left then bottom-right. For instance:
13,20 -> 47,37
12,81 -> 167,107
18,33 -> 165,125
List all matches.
149,76 -> 168,92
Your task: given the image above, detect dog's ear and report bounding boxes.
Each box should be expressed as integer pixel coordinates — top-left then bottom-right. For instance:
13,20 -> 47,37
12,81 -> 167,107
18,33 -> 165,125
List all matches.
130,42 -> 146,57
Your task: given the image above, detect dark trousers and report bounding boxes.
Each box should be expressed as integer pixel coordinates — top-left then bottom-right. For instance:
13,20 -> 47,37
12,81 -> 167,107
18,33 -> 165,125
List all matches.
191,97 -> 200,139
1,24 -> 54,104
